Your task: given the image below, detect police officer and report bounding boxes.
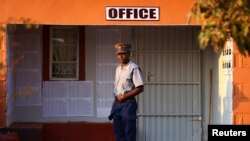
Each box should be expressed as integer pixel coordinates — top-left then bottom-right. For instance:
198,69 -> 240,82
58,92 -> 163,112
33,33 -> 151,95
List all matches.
109,43 -> 144,141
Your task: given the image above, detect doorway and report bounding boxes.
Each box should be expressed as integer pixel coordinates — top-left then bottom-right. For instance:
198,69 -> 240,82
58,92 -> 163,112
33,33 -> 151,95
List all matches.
135,26 -> 202,141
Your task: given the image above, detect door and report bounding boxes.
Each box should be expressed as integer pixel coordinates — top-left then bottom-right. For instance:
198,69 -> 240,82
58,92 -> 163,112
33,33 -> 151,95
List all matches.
135,26 -> 202,141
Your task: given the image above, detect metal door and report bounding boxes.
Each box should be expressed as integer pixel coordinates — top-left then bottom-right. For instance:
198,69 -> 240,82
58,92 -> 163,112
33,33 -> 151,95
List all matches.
135,26 -> 202,141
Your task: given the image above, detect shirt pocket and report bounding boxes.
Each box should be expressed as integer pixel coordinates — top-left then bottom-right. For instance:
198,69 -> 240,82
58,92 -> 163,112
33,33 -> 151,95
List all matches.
124,73 -> 134,88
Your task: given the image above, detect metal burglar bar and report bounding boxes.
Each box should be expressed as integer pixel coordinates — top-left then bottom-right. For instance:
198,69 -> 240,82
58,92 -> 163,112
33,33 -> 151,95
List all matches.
96,28 -> 121,117
50,26 -> 79,80
11,34 -> 42,106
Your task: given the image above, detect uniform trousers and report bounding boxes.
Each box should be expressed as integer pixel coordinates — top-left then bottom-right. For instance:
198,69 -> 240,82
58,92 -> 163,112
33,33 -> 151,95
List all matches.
112,98 -> 137,141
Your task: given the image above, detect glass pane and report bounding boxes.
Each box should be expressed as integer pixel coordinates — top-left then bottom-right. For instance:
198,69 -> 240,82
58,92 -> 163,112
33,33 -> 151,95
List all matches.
50,27 -> 78,80
52,62 -> 77,78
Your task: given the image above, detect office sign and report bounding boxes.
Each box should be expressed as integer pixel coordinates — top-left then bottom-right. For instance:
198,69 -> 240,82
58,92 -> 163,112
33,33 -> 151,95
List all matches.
106,7 -> 160,21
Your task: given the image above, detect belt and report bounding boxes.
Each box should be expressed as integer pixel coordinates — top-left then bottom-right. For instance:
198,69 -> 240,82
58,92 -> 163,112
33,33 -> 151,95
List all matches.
115,96 -> 136,103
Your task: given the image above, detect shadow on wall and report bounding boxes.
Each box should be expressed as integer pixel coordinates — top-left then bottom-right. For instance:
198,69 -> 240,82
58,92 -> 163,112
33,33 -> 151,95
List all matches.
233,83 -> 250,124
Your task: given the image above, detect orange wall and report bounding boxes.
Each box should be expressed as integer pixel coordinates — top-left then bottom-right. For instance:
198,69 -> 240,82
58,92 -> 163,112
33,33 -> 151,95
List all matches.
0,0 -> 197,25
233,42 -> 250,124
0,24 -> 6,128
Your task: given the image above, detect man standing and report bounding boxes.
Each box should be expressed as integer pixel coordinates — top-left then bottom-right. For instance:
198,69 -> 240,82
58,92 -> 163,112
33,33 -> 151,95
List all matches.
109,43 -> 144,141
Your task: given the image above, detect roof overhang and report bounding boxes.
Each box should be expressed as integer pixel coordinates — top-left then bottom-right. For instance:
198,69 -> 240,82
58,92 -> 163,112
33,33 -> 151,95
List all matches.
0,0 -> 199,25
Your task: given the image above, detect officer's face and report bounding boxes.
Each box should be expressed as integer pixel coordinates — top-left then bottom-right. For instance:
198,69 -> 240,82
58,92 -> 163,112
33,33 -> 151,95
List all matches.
117,52 -> 130,64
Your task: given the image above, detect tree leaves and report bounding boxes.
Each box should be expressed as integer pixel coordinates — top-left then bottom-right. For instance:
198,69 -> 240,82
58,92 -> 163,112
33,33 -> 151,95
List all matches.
188,0 -> 250,55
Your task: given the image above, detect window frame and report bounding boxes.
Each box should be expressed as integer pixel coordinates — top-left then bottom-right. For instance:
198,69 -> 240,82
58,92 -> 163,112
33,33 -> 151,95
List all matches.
49,26 -> 79,80
43,25 -> 85,81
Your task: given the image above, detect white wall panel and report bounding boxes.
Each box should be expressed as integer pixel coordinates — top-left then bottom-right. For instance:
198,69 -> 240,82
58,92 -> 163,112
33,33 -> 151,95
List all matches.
9,35 -> 42,106
43,81 -> 93,117
95,27 -> 132,117
96,28 -> 120,117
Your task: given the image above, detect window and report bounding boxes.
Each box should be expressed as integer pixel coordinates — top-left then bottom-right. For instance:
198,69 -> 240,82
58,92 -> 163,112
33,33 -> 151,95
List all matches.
50,26 -> 79,80
43,25 -> 85,81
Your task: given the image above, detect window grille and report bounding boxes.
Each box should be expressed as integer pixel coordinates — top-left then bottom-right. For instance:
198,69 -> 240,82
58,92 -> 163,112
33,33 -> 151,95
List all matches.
50,26 -> 79,80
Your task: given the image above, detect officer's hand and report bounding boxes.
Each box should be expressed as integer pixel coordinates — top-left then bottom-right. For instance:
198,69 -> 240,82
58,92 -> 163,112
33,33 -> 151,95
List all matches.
117,94 -> 126,102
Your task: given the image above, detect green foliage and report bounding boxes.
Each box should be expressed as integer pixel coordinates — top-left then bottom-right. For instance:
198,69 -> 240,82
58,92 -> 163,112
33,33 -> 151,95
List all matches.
188,0 -> 250,55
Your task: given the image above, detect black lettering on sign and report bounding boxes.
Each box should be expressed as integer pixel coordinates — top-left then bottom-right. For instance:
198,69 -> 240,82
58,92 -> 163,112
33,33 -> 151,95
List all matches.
108,8 -> 117,18
106,7 -> 159,21
139,9 -> 148,19
119,8 -> 126,18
